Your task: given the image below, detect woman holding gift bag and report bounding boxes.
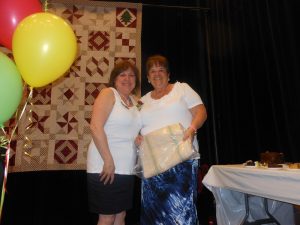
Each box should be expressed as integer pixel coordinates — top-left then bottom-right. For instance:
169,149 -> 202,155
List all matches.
87,61 -> 141,225
138,55 -> 207,225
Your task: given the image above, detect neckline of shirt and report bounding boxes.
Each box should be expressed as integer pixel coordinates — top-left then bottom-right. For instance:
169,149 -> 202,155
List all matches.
149,81 -> 178,101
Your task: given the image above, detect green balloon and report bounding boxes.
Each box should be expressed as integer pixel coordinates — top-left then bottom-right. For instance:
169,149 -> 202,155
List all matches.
0,51 -> 23,127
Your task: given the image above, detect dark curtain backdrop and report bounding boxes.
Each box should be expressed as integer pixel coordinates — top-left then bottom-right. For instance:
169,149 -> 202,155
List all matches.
1,0 -> 300,225
139,1 -> 214,166
206,0 -> 300,164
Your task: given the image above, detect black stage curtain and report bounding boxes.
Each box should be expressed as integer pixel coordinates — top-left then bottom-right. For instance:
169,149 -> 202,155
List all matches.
206,0 -> 300,164
2,1 -> 300,225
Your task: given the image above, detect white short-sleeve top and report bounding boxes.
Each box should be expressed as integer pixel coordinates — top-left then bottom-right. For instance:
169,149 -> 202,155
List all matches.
87,88 -> 142,174
140,82 -> 203,151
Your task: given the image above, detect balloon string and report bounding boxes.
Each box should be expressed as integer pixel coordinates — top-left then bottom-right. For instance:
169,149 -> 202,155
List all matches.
9,86 -> 32,143
0,86 -> 33,219
23,87 -> 34,156
0,128 -> 8,221
0,129 -> 8,158
44,0 -> 49,12
0,143 -> 10,221
0,136 -> 8,149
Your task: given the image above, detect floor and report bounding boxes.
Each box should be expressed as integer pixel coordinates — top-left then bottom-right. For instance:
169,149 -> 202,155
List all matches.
125,197 -> 300,225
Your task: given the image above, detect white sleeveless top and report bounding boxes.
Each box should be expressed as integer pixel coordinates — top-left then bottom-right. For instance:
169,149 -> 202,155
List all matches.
87,88 -> 142,174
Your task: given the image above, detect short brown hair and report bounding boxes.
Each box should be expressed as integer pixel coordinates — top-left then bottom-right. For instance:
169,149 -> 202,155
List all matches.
146,55 -> 170,74
108,61 -> 140,95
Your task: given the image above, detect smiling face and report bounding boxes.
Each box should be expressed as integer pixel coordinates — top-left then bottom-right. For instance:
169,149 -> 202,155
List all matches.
114,68 -> 136,96
146,55 -> 170,91
108,61 -> 140,95
147,64 -> 169,91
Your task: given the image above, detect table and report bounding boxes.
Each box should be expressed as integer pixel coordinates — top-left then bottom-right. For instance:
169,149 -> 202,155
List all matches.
202,164 -> 299,225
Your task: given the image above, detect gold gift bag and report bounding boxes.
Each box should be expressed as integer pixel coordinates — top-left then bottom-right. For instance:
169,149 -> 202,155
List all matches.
140,123 -> 195,178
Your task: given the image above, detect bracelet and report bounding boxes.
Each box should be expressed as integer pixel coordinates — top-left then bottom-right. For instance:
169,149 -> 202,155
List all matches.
189,125 -> 197,134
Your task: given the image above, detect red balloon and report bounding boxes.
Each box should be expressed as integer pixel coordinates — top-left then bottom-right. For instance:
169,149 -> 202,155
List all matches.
0,0 -> 42,50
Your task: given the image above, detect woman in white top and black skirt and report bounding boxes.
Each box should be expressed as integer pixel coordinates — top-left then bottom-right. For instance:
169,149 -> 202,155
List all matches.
87,61 -> 141,225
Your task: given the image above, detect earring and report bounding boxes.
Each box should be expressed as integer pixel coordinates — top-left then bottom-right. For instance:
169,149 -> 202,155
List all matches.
168,78 -> 170,81
148,80 -> 151,83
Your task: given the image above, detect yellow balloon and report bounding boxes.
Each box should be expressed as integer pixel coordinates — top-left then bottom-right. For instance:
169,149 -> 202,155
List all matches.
12,12 -> 77,88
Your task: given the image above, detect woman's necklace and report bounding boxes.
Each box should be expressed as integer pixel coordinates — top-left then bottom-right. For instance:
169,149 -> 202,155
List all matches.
118,92 -> 132,108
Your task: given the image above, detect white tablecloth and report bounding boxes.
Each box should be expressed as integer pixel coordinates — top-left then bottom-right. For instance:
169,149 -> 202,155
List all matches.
203,164 -> 298,225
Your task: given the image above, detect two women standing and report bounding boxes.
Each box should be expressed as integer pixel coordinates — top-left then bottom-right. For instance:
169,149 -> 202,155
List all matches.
87,55 -> 207,225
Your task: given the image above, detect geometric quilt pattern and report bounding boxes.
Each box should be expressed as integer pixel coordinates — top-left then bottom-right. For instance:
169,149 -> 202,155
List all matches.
0,0 -> 142,172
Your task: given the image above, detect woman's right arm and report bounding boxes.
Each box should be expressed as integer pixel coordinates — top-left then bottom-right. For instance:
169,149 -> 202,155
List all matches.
90,88 -> 115,184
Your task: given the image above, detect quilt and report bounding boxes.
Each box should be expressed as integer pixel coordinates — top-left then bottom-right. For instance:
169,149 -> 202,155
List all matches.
0,0 -> 142,172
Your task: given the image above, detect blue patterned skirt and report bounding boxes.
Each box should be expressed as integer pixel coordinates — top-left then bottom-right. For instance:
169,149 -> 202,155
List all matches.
141,159 -> 199,225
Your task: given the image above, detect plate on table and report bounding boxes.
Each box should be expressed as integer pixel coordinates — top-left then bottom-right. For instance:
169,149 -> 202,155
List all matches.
243,163 -> 256,168
285,167 -> 300,171
243,160 -> 256,168
267,167 -> 283,170
244,165 -> 256,168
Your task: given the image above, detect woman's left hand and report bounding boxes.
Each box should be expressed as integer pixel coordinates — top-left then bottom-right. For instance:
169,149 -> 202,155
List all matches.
134,134 -> 143,147
183,127 -> 196,141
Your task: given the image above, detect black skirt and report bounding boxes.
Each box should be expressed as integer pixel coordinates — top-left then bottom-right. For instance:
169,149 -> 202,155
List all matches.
87,173 -> 135,214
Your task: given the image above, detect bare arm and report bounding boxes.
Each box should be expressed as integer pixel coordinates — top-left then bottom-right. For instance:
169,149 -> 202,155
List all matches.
90,88 -> 115,184
183,104 -> 207,141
